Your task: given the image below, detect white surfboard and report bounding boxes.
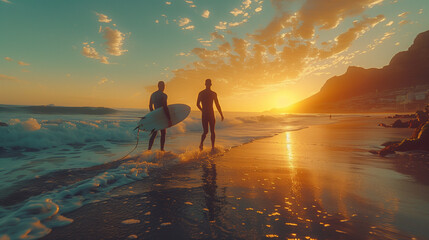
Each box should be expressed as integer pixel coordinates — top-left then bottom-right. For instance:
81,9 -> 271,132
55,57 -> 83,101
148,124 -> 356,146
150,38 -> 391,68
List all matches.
136,104 -> 191,132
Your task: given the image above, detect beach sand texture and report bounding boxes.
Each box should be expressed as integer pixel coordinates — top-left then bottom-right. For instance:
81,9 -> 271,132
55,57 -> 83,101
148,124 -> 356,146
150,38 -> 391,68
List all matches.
42,117 -> 429,240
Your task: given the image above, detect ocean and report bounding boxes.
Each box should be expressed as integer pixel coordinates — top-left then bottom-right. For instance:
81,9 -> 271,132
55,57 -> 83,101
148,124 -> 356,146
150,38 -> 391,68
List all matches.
0,105 -> 334,240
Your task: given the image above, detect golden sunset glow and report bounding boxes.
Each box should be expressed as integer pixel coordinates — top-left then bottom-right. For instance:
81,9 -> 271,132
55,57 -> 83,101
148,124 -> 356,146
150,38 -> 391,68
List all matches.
1,0 -> 428,111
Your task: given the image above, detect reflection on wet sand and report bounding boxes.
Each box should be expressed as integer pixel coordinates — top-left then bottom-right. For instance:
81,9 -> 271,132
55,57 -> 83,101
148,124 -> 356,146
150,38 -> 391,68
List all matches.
202,159 -> 218,222
211,118 -> 427,239
43,117 -> 429,240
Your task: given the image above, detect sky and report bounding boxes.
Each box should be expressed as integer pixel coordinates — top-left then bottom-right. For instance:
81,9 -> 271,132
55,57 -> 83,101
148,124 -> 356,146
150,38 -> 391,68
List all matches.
1,0 -> 428,112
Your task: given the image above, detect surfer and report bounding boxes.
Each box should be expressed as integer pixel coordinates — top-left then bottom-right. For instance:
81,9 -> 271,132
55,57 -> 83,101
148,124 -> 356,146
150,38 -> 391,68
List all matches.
197,79 -> 224,151
148,81 -> 172,151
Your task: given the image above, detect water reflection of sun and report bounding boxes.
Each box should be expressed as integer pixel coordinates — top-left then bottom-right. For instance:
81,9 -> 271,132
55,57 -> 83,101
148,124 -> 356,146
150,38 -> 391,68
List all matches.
285,132 -> 294,169
285,132 -> 300,197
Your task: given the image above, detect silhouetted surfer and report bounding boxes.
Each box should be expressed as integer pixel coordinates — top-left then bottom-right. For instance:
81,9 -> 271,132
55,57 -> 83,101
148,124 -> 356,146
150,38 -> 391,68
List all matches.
148,81 -> 172,151
197,79 -> 224,150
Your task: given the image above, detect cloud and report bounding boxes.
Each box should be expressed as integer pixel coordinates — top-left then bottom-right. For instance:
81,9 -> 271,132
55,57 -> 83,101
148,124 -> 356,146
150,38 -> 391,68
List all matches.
1,0 -> 11,4
397,12 -> 409,18
255,7 -> 262,12
215,21 -> 228,30
294,0 -> 386,39
184,0 -> 196,7
385,20 -> 393,26
81,15 -> 128,64
0,74 -> 18,81
103,27 -> 127,56
98,77 -> 109,85
242,0 -> 251,9
177,52 -> 191,56
152,0 -> 389,107
319,15 -> 385,58
18,61 -> 30,66
182,25 -> 195,30
165,2 -> 171,5
178,17 -> 191,26
230,8 -> 244,16
419,9 -> 423,14
229,19 -> 248,27
211,32 -> 225,41
202,10 -> 210,18
398,20 -> 409,26
96,12 -> 112,23
4,57 -> 12,61
81,43 -> 110,64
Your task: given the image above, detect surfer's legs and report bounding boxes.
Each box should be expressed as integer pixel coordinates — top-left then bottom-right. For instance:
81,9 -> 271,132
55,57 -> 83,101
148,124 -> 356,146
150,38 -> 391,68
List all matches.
209,118 -> 216,149
160,129 -> 166,151
148,131 -> 158,150
200,117 -> 209,150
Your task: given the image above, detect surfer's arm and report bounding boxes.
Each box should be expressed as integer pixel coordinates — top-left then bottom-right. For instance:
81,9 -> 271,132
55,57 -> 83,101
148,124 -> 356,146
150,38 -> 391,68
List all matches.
149,95 -> 154,112
196,93 -> 203,111
163,96 -> 172,127
214,94 -> 224,121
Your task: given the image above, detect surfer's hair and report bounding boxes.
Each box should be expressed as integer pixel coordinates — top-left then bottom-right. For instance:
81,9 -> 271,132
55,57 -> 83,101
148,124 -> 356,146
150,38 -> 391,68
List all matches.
205,79 -> 212,86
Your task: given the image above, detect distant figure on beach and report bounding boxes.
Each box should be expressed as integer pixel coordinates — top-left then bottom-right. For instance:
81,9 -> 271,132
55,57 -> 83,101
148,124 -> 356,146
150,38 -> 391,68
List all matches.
197,79 -> 224,151
148,81 -> 172,151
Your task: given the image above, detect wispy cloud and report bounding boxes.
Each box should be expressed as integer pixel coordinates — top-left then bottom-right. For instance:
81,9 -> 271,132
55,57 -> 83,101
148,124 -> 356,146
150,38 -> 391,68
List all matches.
177,52 -> 191,56
18,61 -> 30,66
398,20 -> 409,26
98,77 -> 109,85
1,0 -> 12,4
202,10 -> 210,18
165,2 -> 171,5
178,17 -> 191,27
4,57 -> 12,61
152,0 -> 389,105
319,15 -> 385,58
96,12 -> 112,23
230,8 -> 244,16
397,12 -> 409,18
182,25 -> 195,30
0,74 -> 18,81
81,43 -> 110,64
215,21 -> 228,30
229,19 -> 248,27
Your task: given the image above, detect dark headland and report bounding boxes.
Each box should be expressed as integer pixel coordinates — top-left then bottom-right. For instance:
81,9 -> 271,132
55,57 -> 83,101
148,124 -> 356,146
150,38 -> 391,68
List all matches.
278,30 -> 429,113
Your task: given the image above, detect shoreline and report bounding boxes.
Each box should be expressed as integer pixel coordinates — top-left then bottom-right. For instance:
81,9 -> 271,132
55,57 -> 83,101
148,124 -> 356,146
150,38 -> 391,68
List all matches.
40,116 -> 429,240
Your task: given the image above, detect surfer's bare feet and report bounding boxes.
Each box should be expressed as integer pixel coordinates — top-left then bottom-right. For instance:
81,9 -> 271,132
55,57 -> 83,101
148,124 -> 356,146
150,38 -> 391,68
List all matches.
199,144 -> 203,151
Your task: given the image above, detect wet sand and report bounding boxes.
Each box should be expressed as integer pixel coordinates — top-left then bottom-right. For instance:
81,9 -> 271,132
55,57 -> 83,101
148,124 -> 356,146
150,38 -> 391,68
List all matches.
43,116 -> 429,240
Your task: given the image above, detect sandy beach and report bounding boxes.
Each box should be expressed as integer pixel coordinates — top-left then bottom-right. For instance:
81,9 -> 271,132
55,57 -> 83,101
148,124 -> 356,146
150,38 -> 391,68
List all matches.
40,116 -> 429,240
